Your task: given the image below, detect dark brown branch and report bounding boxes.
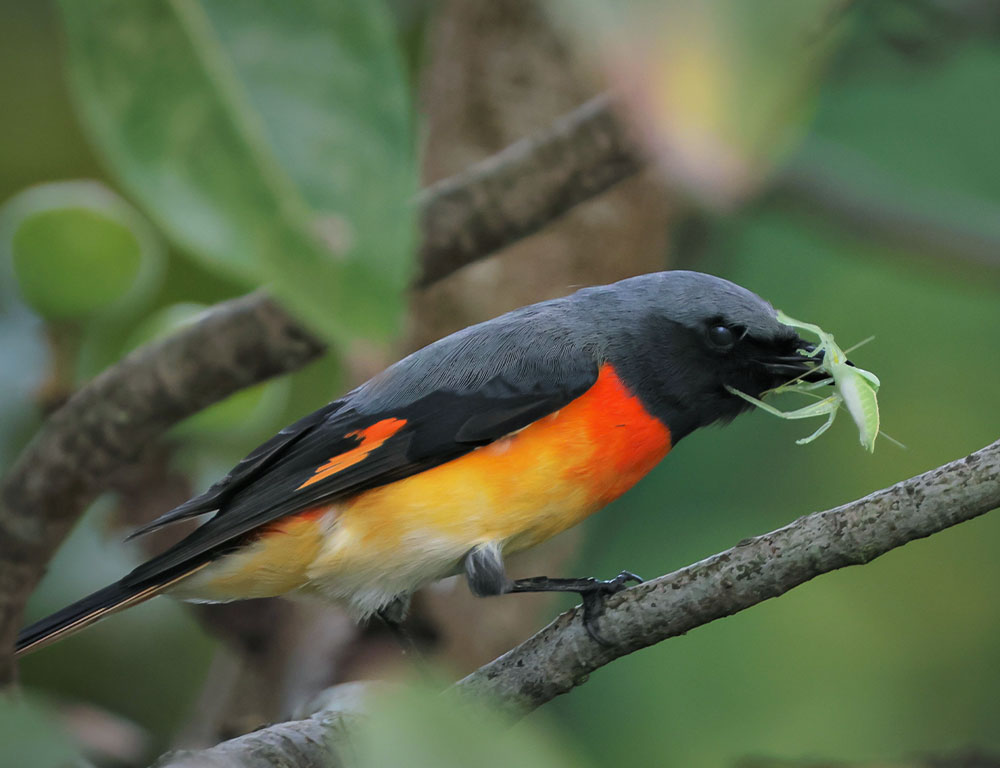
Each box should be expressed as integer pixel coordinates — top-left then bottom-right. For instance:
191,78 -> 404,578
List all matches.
0,296 -> 324,680
418,87 -> 1000,286
153,439 -> 1000,766
418,94 -> 1000,286
415,94 -> 642,285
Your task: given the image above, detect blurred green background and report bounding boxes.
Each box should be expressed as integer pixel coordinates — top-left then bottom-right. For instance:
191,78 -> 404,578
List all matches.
1,1 -> 998,766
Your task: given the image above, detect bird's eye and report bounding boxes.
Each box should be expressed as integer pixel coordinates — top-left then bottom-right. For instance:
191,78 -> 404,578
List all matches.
706,324 -> 735,351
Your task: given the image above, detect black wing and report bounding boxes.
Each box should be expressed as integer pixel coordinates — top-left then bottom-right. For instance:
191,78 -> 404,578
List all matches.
122,368 -> 597,587
126,400 -> 346,540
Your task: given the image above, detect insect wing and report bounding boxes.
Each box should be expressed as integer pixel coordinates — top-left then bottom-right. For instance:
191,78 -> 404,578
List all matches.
853,366 -> 881,391
838,368 -> 880,452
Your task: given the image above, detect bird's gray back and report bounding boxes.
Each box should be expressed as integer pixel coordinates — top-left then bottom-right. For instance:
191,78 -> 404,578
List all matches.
348,270 -> 783,414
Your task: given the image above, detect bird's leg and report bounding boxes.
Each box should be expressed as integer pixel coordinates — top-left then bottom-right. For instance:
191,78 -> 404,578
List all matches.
376,596 -> 418,654
463,543 -> 642,646
507,572 -> 643,645
464,542 -> 510,598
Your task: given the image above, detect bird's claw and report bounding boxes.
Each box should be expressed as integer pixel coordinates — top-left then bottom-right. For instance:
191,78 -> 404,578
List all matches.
579,571 -> 643,646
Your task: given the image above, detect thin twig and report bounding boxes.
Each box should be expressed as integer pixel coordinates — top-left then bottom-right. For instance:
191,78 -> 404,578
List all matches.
775,136 -> 1000,274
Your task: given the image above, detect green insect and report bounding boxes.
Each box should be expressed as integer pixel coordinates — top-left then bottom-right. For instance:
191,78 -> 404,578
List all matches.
725,311 -> 882,452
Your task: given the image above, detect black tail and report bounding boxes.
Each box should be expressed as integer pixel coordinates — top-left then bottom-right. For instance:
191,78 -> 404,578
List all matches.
16,565 -> 205,657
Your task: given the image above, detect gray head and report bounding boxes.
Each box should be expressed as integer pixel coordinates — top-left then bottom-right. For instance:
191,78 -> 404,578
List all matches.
355,270 -> 818,443
577,271 -> 817,440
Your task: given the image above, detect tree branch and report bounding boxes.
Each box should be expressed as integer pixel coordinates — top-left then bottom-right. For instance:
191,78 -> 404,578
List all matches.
415,94 -> 641,286
153,439 -> 1000,767
456,439 -> 1000,713
5,89 -> 1000,680
155,708 -> 361,768
0,295 -> 323,679
0,95 -> 646,680
775,136 -> 1000,273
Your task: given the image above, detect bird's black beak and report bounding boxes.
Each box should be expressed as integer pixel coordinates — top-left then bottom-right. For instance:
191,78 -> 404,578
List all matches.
762,339 -> 828,384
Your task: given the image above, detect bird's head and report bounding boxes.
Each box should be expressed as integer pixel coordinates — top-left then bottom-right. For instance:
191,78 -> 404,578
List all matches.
587,271 -> 823,442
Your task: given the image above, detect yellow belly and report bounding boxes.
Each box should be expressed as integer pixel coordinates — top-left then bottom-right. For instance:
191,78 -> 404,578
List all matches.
174,364 -> 671,616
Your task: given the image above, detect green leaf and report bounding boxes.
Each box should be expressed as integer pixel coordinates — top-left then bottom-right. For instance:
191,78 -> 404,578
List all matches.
839,370 -> 880,453
0,180 -> 163,320
58,0 -> 416,344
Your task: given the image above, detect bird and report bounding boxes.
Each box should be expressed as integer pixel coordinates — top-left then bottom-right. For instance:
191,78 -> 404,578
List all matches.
17,270 -> 822,655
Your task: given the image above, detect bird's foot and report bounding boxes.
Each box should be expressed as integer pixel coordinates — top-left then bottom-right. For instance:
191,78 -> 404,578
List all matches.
508,570 -> 643,645
377,597 -> 418,654
578,571 -> 643,646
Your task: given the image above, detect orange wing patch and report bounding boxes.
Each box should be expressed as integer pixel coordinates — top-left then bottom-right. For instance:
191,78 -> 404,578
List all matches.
297,418 -> 407,490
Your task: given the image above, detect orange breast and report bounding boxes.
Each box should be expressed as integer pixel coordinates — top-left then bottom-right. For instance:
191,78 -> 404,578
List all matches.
177,363 -> 671,606
335,362 -> 670,547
